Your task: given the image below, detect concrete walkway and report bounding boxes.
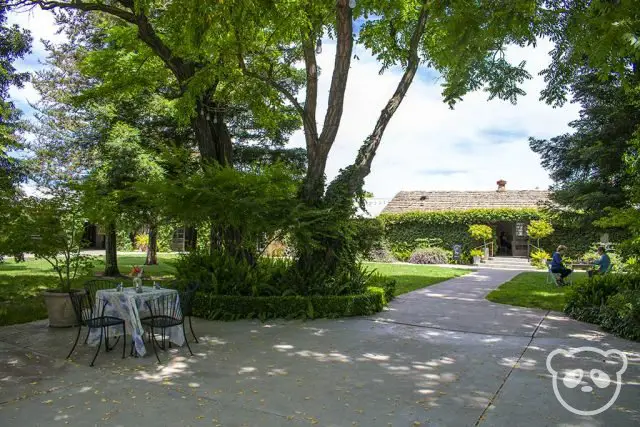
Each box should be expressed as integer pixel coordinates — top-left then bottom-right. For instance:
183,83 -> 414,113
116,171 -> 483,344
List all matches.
1,269 -> 639,426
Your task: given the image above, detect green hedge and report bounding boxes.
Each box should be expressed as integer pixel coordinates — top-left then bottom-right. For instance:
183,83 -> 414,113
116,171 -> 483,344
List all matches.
539,227 -> 628,258
565,273 -> 640,341
193,286 -> 391,321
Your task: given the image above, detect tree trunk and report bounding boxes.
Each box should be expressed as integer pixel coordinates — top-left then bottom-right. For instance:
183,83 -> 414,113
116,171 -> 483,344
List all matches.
104,222 -> 120,276
145,224 -> 158,265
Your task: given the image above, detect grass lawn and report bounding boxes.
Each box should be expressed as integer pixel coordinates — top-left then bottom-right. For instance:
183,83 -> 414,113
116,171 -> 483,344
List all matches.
0,256 -> 467,326
365,262 -> 468,296
0,253 -> 178,326
485,271 -> 587,312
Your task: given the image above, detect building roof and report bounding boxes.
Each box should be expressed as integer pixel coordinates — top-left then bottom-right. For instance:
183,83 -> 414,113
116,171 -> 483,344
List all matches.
381,190 -> 550,214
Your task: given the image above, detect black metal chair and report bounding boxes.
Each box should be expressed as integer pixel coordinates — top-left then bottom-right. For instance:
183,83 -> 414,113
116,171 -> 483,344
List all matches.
162,280 -> 199,343
82,280 -> 117,344
84,279 -> 117,303
182,282 -> 200,343
67,291 -> 126,366
142,292 -> 194,363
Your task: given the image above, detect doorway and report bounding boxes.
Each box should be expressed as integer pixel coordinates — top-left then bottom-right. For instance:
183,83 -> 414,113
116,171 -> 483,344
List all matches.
495,222 -> 514,256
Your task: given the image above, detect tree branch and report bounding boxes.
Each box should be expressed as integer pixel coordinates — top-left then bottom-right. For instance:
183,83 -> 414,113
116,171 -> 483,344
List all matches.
317,0 -> 353,152
332,0 -> 431,196
234,29 -> 308,126
20,1 -> 196,83
301,37 -> 319,149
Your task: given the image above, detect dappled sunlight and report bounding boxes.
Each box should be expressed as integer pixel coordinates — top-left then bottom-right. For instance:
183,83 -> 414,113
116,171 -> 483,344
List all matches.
134,356 -> 192,384
301,326 -> 329,337
568,331 -> 608,341
199,336 -> 228,345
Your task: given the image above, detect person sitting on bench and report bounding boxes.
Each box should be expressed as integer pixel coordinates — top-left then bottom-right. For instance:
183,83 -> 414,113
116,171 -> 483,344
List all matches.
588,246 -> 611,278
551,245 -> 572,285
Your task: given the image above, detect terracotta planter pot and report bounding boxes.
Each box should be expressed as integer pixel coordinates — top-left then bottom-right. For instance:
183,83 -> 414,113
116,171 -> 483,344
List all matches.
43,290 -> 82,328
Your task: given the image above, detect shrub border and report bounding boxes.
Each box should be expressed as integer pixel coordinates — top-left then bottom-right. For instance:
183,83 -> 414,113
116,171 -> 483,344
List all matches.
193,286 -> 393,321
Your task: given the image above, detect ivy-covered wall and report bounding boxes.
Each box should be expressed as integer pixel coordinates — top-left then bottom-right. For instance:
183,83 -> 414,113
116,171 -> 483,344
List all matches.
379,208 -> 627,259
380,208 -> 541,255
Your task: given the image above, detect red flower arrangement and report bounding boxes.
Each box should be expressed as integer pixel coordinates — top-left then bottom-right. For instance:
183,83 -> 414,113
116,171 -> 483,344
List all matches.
130,266 -> 143,277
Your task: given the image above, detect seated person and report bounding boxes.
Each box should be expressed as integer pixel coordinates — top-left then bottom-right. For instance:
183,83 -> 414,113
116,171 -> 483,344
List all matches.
588,246 -> 611,278
551,245 -> 572,285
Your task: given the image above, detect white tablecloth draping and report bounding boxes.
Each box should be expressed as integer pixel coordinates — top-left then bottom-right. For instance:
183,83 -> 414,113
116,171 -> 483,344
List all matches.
88,286 -> 185,357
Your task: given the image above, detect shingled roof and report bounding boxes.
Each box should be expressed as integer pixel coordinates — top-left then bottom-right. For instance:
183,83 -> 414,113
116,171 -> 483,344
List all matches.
381,189 -> 549,214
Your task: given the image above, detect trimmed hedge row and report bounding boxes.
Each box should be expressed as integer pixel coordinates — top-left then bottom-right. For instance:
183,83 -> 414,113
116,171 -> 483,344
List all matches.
193,281 -> 396,321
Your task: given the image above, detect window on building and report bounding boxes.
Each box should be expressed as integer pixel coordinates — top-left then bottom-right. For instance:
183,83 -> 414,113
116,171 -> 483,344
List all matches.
173,228 -> 185,239
516,222 -> 527,237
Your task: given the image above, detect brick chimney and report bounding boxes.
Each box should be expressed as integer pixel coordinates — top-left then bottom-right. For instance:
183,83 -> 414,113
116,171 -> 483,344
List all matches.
497,179 -> 507,192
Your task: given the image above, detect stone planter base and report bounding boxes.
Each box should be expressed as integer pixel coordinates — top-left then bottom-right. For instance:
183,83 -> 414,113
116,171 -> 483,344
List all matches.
43,290 -> 82,328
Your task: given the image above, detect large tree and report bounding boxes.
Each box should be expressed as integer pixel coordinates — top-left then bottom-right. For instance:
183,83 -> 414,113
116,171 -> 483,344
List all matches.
530,69 -> 640,224
0,5 -> 31,259
0,5 -> 31,198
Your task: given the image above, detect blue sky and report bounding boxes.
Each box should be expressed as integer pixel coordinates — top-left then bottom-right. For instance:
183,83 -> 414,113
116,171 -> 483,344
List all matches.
8,8 -> 580,198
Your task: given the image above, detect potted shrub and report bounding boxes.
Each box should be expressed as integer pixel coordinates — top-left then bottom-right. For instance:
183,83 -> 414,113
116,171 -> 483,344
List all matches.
12,195 -> 94,327
469,224 -> 493,259
470,248 -> 484,265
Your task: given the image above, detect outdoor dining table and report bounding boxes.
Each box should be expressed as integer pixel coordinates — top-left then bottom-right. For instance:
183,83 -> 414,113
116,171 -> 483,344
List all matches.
87,286 -> 185,357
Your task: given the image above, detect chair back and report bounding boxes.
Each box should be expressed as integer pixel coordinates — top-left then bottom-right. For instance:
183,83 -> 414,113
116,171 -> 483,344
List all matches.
146,292 -> 183,321
84,280 -> 116,304
179,286 -> 198,316
69,291 -> 107,324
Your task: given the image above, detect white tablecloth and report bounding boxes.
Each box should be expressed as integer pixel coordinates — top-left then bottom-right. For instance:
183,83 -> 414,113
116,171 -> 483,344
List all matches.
88,286 -> 186,357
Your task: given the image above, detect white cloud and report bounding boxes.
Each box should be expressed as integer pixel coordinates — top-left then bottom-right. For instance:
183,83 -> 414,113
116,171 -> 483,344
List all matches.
7,8 -> 63,116
291,38 -> 580,197
8,9 -> 579,198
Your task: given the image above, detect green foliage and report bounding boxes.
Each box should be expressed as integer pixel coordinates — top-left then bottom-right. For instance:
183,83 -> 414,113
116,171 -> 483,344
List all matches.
468,224 -> 492,244
532,70 -> 640,226
470,248 -> 484,258
364,247 -> 397,263
0,7 -> 31,200
116,229 -> 134,251
565,273 -> 640,341
539,1 -> 640,107
527,219 -> 554,246
382,208 -> 541,260
408,247 -> 449,265
352,217 -> 385,257
8,195 -> 95,291
530,249 -> 550,269
135,234 -> 149,251
174,247 -> 387,299
158,163 -> 301,258
538,227 -> 628,259
157,224 -> 176,252
192,287 -> 387,321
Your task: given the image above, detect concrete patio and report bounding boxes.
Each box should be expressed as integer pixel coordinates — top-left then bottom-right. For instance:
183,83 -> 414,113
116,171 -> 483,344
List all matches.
1,269 -> 639,426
